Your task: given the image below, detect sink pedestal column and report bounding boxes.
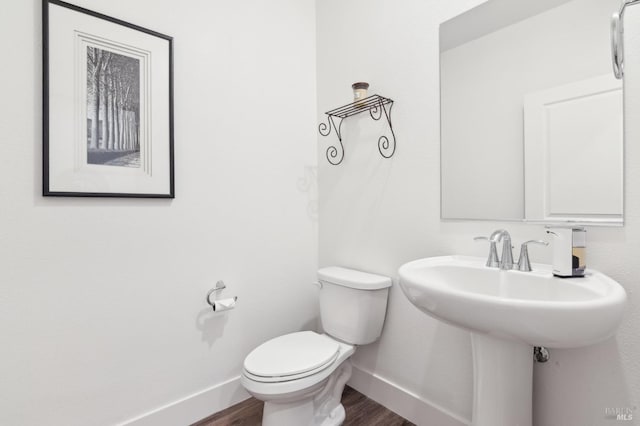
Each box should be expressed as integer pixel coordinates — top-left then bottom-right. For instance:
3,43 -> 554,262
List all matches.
471,333 -> 532,426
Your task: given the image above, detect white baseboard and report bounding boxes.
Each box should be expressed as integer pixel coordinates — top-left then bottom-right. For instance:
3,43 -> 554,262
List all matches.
117,366 -> 468,426
119,376 -> 250,426
348,365 -> 471,426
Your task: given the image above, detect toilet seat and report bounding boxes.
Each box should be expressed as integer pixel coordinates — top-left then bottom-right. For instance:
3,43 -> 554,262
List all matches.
244,331 -> 340,383
241,331 -> 355,404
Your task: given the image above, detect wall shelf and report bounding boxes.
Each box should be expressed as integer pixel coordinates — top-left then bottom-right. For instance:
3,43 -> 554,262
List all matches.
318,94 -> 396,165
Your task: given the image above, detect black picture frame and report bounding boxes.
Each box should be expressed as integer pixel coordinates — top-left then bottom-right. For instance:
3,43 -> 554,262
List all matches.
43,0 -> 175,198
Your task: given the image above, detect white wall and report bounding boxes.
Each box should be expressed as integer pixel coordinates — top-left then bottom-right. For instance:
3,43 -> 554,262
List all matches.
0,1 -> 318,425
317,1 -> 640,425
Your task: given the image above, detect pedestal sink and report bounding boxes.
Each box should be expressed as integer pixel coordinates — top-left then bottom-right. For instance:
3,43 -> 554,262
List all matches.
398,256 -> 627,426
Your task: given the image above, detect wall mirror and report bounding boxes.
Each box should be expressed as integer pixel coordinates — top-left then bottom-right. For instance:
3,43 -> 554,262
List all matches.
440,0 -> 623,225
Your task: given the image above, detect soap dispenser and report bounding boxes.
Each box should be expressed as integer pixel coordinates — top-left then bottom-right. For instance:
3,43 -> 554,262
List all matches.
546,227 -> 586,277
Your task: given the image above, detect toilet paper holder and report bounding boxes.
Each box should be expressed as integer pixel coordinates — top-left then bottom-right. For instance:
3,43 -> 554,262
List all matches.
206,280 -> 238,311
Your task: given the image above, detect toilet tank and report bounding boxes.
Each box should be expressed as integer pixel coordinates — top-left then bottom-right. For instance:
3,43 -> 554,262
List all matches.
318,266 -> 392,345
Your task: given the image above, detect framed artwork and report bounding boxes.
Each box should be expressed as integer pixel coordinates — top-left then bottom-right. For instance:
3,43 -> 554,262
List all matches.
43,0 -> 174,198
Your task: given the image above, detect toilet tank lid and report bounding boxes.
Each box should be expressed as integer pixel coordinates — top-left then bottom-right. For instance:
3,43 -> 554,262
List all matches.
318,266 -> 392,290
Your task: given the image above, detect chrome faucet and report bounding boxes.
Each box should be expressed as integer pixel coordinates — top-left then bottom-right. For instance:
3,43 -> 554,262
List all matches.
476,230 -> 548,272
492,229 -> 514,270
474,229 -> 513,269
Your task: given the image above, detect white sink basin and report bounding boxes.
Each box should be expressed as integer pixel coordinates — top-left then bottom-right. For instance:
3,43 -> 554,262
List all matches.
398,255 -> 626,348
398,255 -> 627,426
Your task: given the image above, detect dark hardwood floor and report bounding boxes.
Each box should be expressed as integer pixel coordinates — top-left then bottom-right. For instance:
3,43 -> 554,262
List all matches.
193,385 -> 414,426
339,386 -> 415,426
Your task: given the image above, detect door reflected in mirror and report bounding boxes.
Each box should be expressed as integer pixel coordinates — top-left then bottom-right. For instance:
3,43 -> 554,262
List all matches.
440,0 -> 623,224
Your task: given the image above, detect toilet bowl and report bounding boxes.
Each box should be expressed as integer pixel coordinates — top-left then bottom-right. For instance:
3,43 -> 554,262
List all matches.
241,331 -> 355,426
241,267 -> 391,426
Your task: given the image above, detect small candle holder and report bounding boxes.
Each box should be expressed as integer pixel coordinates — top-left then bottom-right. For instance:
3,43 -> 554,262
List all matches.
352,82 -> 369,107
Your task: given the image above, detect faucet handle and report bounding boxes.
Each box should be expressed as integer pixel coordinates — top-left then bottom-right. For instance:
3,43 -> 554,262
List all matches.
522,240 -> 549,248
474,236 -> 500,267
517,240 -> 549,272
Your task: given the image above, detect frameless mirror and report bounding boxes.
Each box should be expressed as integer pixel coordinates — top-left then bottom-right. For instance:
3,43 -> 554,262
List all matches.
440,0 -> 623,225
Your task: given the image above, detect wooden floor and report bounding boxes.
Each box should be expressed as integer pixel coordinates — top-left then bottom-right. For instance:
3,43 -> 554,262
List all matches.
193,385 -> 414,426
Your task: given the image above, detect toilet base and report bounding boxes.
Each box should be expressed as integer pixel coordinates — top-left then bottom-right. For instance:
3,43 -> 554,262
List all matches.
262,401 -> 346,426
261,360 -> 352,426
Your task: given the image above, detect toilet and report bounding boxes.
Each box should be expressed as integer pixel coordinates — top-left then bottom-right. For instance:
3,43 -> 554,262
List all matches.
241,266 -> 392,426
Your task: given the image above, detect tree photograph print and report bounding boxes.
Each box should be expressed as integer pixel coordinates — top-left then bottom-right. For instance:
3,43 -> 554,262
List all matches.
86,46 -> 141,168
44,0 -> 174,197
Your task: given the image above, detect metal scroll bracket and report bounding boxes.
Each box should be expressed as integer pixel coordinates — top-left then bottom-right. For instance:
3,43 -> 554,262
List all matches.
318,94 -> 396,165
319,115 -> 345,165
612,0 -> 640,79
371,99 -> 396,160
